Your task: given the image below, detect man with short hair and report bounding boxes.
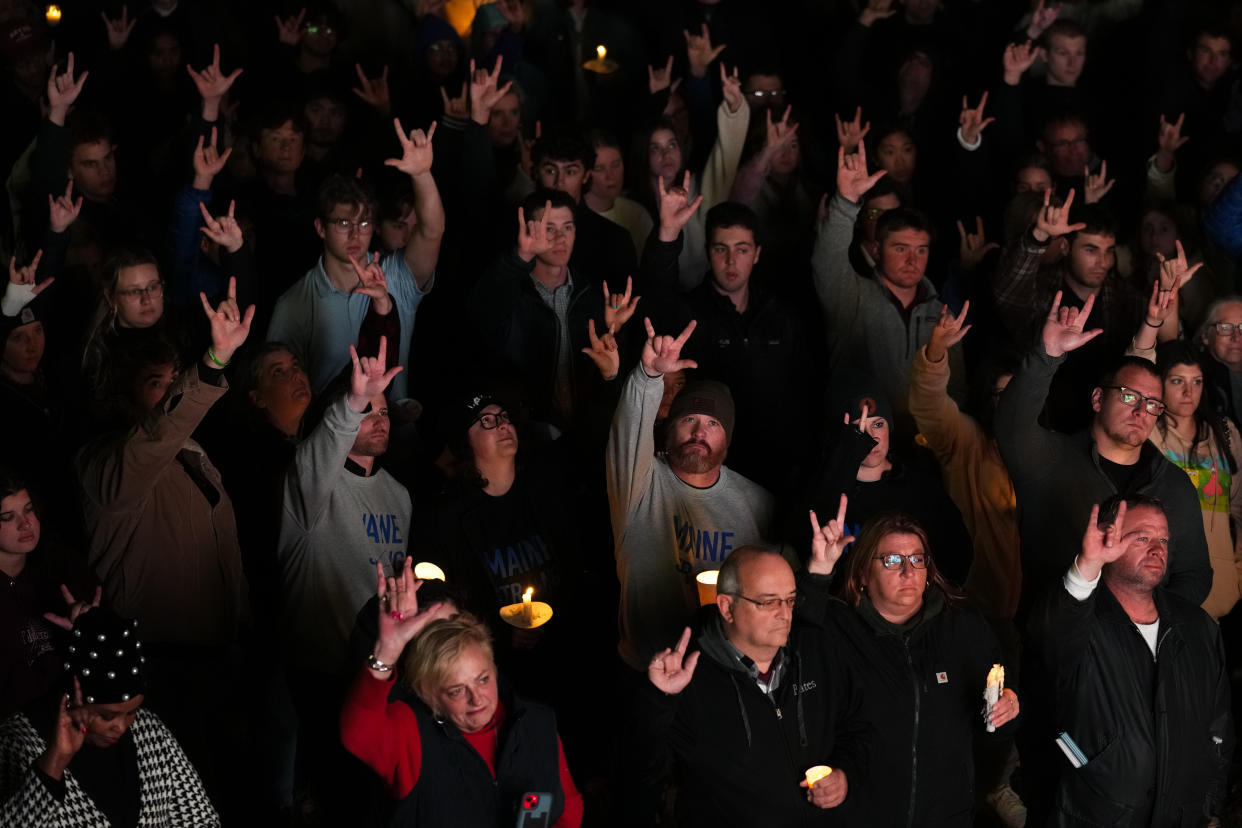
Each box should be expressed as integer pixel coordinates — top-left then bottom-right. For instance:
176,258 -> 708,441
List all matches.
639,547 -> 866,825
815,142 -> 964,440
608,316 -> 774,672
1196,297 -> 1242,424
267,119 -> 443,401
1026,495 -> 1233,825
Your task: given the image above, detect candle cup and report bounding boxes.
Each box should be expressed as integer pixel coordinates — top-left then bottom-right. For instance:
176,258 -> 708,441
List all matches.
805,765 -> 833,789
412,561 -> 446,581
696,570 -> 719,606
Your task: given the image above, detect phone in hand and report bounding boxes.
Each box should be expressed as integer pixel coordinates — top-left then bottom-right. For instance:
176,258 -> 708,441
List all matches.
515,792 -> 553,827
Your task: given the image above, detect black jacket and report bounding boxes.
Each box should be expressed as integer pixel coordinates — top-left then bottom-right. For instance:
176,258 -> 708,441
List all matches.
1028,580 -> 1234,826
637,611 -> 869,828
800,575 -> 1012,828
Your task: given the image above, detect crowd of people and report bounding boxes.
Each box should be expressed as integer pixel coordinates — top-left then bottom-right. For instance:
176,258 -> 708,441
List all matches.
1,0 -> 1242,825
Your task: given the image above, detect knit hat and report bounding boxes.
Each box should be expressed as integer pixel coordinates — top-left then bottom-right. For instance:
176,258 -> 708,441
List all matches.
842,388 -> 893,426
443,390 -> 507,453
0,19 -> 48,63
666,380 -> 735,444
0,292 -> 46,343
64,609 -> 147,705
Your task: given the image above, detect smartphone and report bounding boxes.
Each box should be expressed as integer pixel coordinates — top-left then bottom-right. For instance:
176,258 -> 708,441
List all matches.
515,792 -> 553,827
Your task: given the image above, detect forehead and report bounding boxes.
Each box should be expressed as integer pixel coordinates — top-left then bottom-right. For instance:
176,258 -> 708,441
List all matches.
440,644 -> 493,686
1196,35 -> 1230,52
711,225 -> 756,246
737,554 -> 795,593
533,206 -> 575,224
1049,33 -> 1086,50
1122,504 -> 1168,534
327,202 -> 371,219
883,228 -> 931,247
744,73 -> 782,91
540,157 -> 583,170
72,141 -> 112,161
650,129 -> 677,145
1112,365 -> 1161,395
116,263 -> 159,286
261,122 -> 302,139
1073,232 -> 1116,248
1046,120 -> 1086,140
1212,302 -> 1242,324
494,92 -> 520,111
876,532 -> 925,556
879,132 -> 914,149
1165,361 -> 1202,378
594,145 -> 622,164
260,349 -> 297,370
0,490 -> 31,511
865,193 -> 902,211
306,96 -> 346,111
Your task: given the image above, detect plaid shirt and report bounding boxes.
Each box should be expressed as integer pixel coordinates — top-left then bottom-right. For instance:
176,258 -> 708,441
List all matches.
530,270 -> 576,419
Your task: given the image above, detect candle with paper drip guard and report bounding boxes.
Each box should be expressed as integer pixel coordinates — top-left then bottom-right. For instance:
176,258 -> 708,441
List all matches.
45,4 -> 61,24
500,586 -> 553,629
984,664 -> 1005,732
805,766 -> 833,788
583,44 -> 618,74
695,570 -> 719,606
412,561 -> 446,581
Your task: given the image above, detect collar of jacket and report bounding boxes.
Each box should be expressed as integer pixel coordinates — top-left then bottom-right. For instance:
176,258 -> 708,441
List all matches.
1092,581 -> 1187,651
690,276 -> 769,313
857,587 -> 946,639
1082,430 -> 1165,489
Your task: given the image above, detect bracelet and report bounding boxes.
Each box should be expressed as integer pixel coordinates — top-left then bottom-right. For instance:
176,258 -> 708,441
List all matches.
206,347 -> 229,368
1143,318 -> 1162,328
367,653 -> 393,673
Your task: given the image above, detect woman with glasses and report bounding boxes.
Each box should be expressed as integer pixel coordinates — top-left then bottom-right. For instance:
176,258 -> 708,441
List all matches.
801,502 -> 1019,827
1145,342 -> 1242,619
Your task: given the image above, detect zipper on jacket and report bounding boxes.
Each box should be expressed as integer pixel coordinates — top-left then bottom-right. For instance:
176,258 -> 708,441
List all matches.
903,637 -> 920,828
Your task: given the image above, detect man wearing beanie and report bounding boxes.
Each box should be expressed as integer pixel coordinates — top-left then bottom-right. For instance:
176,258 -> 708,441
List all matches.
607,318 -> 774,672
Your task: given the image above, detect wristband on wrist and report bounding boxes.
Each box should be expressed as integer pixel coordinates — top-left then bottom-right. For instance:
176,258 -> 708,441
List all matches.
206,347 -> 229,368
367,653 -> 393,673
1143,318 -> 1162,328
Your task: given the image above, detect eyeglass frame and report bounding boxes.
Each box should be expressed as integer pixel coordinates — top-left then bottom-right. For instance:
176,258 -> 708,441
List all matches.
1211,321 -> 1242,338
323,217 -> 374,236
874,553 -> 928,570
472,410 -> 512,430
728,593 -> 800,611
1098,385 -> 1166,416
115,281 -> 165,302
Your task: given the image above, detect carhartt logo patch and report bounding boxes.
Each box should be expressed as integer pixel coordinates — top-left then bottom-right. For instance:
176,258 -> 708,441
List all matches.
935,671 -> 948,684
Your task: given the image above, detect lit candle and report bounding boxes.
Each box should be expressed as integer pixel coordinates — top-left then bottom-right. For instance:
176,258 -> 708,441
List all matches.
413,561 -> 446,581
984,664 -> 1005,733
596,44 -> 607,60
522,587 -> 534,625
805,765 -> 833,788
45,4 -> 61,25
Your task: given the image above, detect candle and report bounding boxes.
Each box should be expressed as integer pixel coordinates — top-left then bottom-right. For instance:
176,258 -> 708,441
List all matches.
413,561 -> 446,581
695,570 -> 719,606
596,45 -> 606,60
522,587 -> 534,625
45,4 -> 61,24
984,664 -> 1005,733
805,765 -> 832,788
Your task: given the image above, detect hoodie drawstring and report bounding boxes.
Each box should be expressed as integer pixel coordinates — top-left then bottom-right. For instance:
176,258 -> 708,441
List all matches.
729,673 -> 753,747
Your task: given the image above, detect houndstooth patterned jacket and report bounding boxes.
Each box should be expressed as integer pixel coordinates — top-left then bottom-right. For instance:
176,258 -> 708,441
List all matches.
0,709 -> 220,827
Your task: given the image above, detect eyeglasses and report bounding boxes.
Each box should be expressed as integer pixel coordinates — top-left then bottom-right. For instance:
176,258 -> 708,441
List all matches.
473,410 -> 512,430
116,281 -> 164,302
747,89 -> 785,99
325,218 -> 373,236
1212,322 -> 1242,338
1048,137 -> 1089,151
875,553 -> 927,570
303,24 -> 334,35
1100,385 -> 1166,416
730,593 -> 800,611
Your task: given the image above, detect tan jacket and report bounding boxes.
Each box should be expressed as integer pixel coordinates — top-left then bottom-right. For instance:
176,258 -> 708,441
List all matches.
77,366 -> 245,645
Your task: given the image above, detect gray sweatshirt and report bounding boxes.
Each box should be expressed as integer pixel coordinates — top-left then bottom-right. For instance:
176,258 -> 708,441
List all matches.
278,395 -> 411,673
608,366 -> 774,670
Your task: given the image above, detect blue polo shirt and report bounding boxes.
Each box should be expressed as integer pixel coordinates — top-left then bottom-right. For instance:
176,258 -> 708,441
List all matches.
266,251 -> 431,400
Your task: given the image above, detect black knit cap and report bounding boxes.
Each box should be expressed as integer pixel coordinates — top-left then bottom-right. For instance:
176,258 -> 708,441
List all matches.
443,390 -> 507,452
842,388 -> 894,427
64,608 -> 147,705
0,292 -> 46,343
666,380 -> 735,445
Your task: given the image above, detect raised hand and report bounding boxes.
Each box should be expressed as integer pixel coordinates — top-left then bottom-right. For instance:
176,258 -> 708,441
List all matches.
642,317 -> 698,376
1140,277 -> 1175,337
384,118 -> 436,178
860,0 -> 897,26
657,172 -> 704,241
46,53 -> 89,125
1083,161 -> 1115,205
648,55 -> 681,96
275,9 -> 306,47
648,626 -> 700,695
846,402 -> 878,439
1002,40 -> 1041,86
199,276 -> 255,366
42,585 -> 102,631
187,44 -> 243,104
801,767 -> 848,809
764,106 -> 799,155
469,57 -> 513,126
720,63 -> 744,114
1077,500 -> 1128,580
603,276 -> 641,332
36,678 -> 92,780
348,335 -> 403,410
349,253 -> 392,315
684,24 -> 726,78
353,64 -> 391,115
1025,0 -> 1062,40
199,200 -> 244,254
439,81 -> 468,120
372,562 -> 455,665
958,92 -> 995,146
1032,187 -> 1086,243
1156,239 -> 1202,292
957,217 -> 998,271
809,494 -> 853,576
836,141 -> 887,204
8,250 -> 52,297
835,107 -> 871,154
927,300 -> 972,362
1154,113 -> 1189,174
192,126 -> 233,189
582,319 -> 620,380
48,180 -> 82,234
495,0 -> 526,32
517,201 -> 555,262
102,6 -> 136,51
1041,290 -> 1102,358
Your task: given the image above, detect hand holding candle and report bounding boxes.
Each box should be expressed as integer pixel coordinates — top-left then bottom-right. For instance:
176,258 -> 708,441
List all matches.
984,664 -> 1005,732
800,765 -> 847,809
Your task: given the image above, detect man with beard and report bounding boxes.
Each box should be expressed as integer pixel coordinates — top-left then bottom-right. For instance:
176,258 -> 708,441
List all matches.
607,317 -> 774,672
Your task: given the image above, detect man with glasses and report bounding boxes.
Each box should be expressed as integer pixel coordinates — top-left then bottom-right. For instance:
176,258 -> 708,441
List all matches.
995,292 -> 1211,606
1196,298 -> 1242,425
267,119 -> 443,400
638,546 -> 867,825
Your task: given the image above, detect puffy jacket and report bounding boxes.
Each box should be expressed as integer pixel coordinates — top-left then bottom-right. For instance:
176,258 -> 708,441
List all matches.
1028,580 -> 1234,826
637,611 -> 870,828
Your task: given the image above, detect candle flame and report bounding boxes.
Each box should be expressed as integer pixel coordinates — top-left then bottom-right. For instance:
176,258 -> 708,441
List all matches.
45,4 -> 61,22
523,587 -> 534,601
596,45 -> 606,60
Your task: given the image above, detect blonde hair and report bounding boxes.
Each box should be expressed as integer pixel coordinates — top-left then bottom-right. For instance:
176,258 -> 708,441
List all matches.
402,612 -> 495,714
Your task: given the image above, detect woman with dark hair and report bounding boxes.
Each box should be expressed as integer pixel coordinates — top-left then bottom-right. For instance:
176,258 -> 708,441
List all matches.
0,608 -> 218,826
801,501 -> 1019,827
1151,340 -> 1242,619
